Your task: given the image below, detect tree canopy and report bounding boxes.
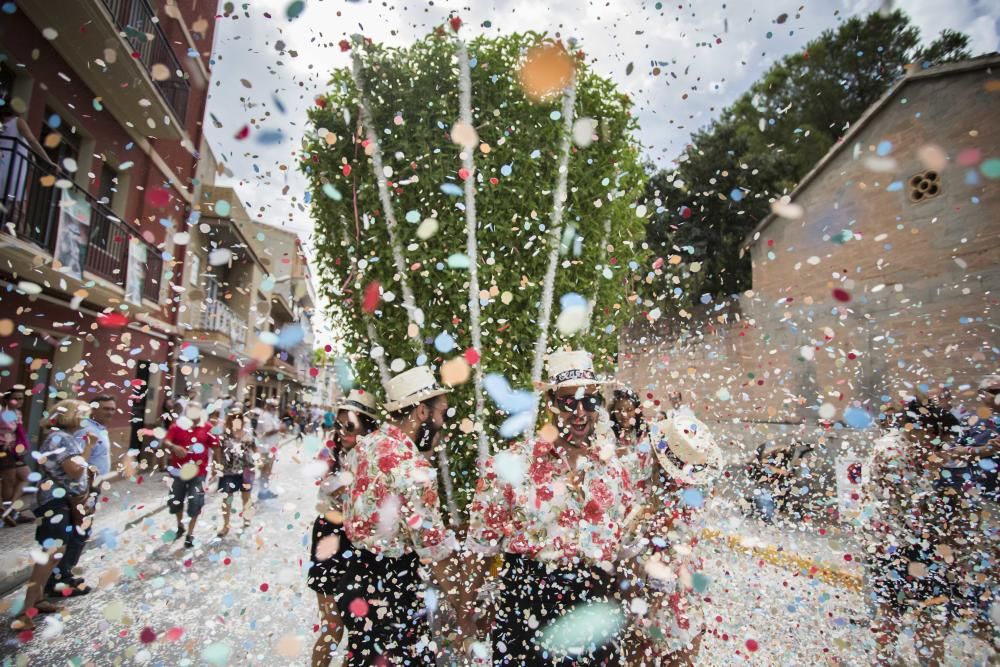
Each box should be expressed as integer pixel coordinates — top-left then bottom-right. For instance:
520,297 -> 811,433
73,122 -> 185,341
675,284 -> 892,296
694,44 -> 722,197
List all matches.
644,10 -> 971,311
301,31 -> 647,505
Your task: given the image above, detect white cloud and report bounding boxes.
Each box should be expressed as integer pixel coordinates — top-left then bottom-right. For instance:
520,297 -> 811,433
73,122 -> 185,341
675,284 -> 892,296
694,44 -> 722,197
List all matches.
203,0 -> 998,344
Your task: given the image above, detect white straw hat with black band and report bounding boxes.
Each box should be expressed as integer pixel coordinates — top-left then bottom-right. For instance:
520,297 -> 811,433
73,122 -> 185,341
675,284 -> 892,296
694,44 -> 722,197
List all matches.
336,388 -> 379,419
650,414 -> 722,485
383,366 -> 451,413
538,350 -> 607,389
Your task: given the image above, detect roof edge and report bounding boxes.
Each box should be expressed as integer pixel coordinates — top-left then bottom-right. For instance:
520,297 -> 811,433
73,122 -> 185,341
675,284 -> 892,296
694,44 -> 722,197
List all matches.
741,52 -> 1000,250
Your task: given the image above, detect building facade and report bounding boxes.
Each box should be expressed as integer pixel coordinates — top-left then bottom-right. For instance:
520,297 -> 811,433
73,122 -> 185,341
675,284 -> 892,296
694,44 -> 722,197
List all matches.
176,178 -> 317,413
0,0 -> 216,460
618,55 -> 1000,461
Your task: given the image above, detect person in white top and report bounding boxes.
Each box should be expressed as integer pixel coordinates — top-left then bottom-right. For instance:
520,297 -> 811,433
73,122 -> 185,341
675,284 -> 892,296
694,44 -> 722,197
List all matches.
0,88 -> 52,218
255,398 -> 283,500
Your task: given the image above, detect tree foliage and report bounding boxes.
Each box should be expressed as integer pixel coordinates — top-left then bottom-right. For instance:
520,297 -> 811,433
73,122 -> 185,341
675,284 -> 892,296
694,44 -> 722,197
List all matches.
645,10 -> 971,311
301,31 -> 647,505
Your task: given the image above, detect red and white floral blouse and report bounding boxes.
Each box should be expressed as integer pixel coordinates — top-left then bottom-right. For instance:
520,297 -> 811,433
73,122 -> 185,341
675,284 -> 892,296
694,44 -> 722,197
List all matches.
340,423 -> 457,562
466,436 -> 636,568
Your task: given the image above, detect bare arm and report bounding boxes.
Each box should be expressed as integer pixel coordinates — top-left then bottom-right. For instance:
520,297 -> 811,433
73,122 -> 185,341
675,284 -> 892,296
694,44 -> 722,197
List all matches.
162,432 -> 187,458
16,117 -> 51,162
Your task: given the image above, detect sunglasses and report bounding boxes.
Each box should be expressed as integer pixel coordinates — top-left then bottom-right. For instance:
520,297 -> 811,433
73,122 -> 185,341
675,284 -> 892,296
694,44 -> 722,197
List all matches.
335,419 -> 363,434
553,394 -> 604,413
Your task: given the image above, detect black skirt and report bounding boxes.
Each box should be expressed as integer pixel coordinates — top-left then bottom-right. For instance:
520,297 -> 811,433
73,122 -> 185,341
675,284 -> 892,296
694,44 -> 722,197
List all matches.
493,554 -> 623,666
306,515 -> 352,595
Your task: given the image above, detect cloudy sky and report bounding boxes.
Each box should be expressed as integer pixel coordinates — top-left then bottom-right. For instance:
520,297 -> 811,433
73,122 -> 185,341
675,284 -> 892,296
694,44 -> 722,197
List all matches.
201,0 -> 998,341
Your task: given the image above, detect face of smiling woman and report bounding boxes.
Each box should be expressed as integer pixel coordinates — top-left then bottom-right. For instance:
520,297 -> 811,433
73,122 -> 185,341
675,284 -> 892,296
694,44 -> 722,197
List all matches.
550,385 -> 602,447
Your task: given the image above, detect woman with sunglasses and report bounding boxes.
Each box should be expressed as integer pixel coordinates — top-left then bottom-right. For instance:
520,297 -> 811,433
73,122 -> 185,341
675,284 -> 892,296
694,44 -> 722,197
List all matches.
610,386 -> 653,495
308,389 -> 380,667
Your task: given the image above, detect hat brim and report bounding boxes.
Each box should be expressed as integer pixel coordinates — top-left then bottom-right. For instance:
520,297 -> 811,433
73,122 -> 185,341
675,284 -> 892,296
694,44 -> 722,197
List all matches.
336,402 -> 380,420
383,386 -> 451,413
536,378 -> 609,390
652,439 -> 722,486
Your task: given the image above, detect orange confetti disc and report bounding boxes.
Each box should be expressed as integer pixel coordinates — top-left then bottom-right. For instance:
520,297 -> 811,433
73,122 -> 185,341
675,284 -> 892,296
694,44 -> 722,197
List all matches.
518,42 -> 576,101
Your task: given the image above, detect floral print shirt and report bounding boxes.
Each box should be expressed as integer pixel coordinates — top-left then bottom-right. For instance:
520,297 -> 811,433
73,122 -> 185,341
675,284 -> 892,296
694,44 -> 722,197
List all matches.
632,471 -> 708,651
466,436 -> 636,568
340,423 -> 457,562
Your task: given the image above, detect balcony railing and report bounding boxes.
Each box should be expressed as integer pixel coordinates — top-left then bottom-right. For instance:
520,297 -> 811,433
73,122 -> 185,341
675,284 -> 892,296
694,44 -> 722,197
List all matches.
199,301 -> 249,348
99,0 -> 191,123
1,137 -> 162,304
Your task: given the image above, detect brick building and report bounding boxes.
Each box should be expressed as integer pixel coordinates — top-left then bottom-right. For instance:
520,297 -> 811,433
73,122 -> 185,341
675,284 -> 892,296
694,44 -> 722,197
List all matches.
177,177 -> 316,413
0,1 -> 216,458
619,55 -> 1000,461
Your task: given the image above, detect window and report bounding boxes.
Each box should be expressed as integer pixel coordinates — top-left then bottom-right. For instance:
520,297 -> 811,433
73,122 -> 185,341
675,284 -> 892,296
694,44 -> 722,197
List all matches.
98,163 -> 117,210
41,107 -> 81,167
188,252 -> 201,286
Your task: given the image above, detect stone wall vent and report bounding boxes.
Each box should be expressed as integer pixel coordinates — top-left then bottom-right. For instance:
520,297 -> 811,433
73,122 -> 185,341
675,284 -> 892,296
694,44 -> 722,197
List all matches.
908,170 -> 941,203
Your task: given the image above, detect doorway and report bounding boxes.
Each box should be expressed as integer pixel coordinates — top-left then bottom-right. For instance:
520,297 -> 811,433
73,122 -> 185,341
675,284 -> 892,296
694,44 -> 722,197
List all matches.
15,334 -> 55,455
128,360 -> 151,453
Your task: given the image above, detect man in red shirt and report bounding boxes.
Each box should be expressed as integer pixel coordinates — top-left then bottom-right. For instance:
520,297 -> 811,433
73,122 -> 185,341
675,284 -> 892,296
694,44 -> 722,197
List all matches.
163,403 -> 221,549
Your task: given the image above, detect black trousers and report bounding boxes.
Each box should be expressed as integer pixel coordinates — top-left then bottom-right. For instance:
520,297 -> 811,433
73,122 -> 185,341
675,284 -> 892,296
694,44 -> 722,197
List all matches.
493,554 -> 623,666
337,549 -> 434,667
49,525 -> 90,588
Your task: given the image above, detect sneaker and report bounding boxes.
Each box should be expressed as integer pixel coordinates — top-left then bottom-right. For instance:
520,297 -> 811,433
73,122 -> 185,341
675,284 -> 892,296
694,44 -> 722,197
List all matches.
173,526 -> 186,542
257,489 -> 278,501
184,536 -> 194,549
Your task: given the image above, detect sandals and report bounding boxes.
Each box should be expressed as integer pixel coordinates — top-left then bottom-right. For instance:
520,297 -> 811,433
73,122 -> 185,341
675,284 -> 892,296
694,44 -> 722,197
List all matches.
51,584 -> 91,598
11,614 -> 34,631
34,599 -> 64,614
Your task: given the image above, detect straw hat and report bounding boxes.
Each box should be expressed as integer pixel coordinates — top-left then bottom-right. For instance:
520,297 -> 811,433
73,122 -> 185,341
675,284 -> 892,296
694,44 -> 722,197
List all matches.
383,366 -> 451,413
538,350 -> 606,389
336,388 -> 379,419
650,414 -> 722,485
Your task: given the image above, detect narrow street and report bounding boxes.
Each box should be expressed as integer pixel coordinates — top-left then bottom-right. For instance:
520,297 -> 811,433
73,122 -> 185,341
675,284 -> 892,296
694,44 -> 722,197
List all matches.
1,439 -> 993,666
1,436 -> 330,665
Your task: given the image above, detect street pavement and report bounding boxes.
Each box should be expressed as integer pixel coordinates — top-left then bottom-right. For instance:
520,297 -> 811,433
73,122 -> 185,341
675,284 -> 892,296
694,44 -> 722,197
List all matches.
0,437 -> 994,665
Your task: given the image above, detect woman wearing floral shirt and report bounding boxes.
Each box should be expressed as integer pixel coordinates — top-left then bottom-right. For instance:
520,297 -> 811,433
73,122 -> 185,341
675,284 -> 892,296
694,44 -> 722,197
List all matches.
465,350 -> 635,665
337,366 -> 461,667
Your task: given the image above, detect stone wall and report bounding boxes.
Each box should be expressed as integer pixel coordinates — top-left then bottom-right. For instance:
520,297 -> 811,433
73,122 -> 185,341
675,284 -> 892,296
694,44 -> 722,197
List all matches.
617,61 -> 1000,484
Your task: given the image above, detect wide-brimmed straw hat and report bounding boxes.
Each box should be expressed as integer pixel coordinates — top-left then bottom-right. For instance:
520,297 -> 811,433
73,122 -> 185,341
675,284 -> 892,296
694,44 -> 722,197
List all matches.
650,414 -> 722,485
537,350 -> 607,390
336,388 -> 379,419
383,366 -> 451,413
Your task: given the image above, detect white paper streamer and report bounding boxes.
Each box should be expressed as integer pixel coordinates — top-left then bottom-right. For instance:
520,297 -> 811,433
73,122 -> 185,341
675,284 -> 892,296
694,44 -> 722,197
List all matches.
352,44 -> 458,525
457,39 -> 490,467
350,49 -> 423,348
529,75 -> 578,434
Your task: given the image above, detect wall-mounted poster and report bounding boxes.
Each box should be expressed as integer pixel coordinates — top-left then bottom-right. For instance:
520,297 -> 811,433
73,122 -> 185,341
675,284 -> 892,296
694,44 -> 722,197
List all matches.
125,238 -> 147,305
52,189 -> 90,280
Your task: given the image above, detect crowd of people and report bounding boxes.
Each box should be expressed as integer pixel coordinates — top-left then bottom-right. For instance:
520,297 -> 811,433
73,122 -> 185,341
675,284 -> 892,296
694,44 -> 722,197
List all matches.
860,377 -> 999,665
306,349 -> 723,666
1,361 -> 997,664
1,387 -> 323,630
